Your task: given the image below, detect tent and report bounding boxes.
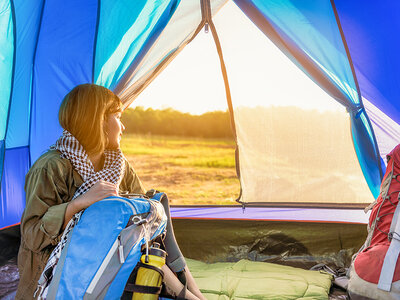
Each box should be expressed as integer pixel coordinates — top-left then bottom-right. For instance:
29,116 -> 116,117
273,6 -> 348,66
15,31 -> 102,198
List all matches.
1,0 -> 400,298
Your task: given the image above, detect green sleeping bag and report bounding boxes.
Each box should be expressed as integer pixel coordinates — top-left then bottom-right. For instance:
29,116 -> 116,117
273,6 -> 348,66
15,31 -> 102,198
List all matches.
186,259 -> 332,300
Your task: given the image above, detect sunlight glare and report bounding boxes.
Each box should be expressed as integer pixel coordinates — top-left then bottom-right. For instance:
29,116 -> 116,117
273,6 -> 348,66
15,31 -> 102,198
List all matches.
132,1 -> 344,114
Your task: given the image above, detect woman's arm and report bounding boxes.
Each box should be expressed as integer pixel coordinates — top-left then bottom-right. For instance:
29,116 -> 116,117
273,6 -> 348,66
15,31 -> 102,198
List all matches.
21,168 -> 69,252
184,266 -> 207,300
23,158 -> 120,249
162,265 -> 203,300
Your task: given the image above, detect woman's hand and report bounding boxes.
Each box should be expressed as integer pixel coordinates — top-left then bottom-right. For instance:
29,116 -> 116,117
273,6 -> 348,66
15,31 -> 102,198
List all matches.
63,180 -> 118,229
72,180 -> 118,210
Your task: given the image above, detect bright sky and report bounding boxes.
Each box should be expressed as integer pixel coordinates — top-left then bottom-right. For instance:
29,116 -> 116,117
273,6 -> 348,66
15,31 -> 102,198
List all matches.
132,1 -> 345,115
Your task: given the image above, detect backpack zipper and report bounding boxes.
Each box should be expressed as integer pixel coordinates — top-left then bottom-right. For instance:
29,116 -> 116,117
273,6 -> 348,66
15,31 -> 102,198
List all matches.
118,235 -> 125,264
86,197 -> 136,294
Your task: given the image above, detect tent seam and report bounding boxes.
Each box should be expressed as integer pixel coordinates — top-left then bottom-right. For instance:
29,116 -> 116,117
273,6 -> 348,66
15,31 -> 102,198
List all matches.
0,0 -> 17,194
3,145 -> 30,151
28,0 -> 46,168
113,0 -> 180,96
91,0 -> 101,84
120,2 -> 207,107
330,0 -> 383,181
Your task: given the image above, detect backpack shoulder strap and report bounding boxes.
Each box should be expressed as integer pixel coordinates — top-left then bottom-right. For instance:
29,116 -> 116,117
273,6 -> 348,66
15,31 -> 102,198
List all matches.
378,206 -> 400,291
378,159 -> 400,291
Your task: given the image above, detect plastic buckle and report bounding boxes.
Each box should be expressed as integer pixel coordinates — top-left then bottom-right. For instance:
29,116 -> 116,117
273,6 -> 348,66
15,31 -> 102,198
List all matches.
146,189 -> 157,198
132,215 -> 147,226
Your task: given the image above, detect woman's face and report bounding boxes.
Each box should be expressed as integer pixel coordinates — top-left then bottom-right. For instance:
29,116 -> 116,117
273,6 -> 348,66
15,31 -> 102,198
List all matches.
105,111 -> 125,149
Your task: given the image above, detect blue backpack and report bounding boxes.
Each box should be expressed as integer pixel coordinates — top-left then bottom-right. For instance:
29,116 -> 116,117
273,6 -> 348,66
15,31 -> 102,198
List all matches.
45,194 -> 167,300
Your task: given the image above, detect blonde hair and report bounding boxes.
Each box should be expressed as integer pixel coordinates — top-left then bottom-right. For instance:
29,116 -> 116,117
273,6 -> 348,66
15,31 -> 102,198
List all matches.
59,84 -> 122,155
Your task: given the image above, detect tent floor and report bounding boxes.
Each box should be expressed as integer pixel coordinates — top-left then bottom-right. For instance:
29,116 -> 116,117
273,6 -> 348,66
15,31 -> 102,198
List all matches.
1,217 -> 366,298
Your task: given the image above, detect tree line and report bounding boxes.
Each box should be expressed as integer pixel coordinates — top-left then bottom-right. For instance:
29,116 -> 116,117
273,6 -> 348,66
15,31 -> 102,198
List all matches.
121,106 -> 234,138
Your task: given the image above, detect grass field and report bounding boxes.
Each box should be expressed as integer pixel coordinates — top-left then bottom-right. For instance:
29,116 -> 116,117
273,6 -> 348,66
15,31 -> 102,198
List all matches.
120,134 -> 240,205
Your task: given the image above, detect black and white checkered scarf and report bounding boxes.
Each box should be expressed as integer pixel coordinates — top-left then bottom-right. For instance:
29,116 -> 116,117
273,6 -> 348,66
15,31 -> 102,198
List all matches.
35,130 -> 125,299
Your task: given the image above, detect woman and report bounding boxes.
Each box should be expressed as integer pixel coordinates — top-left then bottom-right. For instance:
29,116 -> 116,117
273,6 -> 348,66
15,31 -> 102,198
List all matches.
16,84 -> 205,300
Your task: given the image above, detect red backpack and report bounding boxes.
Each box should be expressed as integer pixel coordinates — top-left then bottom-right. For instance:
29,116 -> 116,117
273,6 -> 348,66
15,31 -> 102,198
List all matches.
348,144 -> 400,299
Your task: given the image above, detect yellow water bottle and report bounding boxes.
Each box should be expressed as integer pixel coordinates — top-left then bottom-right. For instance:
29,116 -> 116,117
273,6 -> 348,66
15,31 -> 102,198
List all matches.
132,242 -> 166,300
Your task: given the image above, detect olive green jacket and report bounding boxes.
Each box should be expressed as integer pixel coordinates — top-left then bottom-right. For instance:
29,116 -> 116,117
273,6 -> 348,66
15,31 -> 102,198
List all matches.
16,150 -> 145,299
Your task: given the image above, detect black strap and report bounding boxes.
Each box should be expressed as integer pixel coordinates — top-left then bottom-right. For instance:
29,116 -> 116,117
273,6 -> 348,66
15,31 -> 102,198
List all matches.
121,265 -> 139,300
124,283 -> 162,294
135,261 -> 164,277
155,233 -> 167,251
122,261 -> 164,299
177,283 -> 187,299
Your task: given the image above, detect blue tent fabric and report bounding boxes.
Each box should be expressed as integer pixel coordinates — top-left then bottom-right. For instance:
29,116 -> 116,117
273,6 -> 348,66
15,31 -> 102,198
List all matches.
0,146 -> 29,228
0,140 -> 4,189
95,0 -> 180,92
0,1 -> 42,229
333,0 -> 400,173
350,109 -> 385,198
0,0 -> 14,142
29,0 -> 98,163
334,0 -> 400,126
29,0 -> 180,164
1,0 -> 400,229
6,0 -> 43,149
0,0 -> 182,229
